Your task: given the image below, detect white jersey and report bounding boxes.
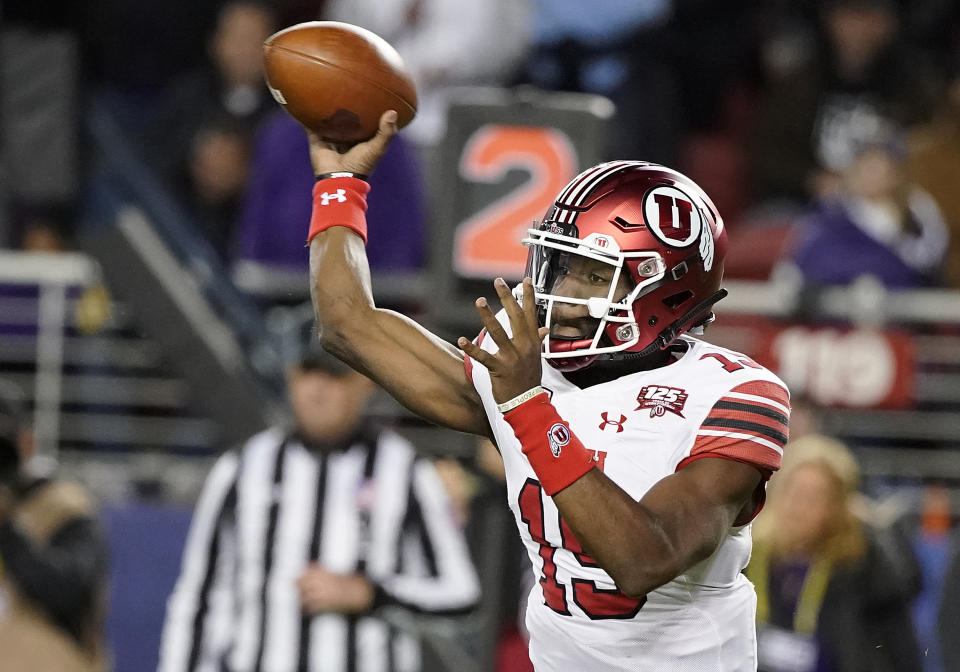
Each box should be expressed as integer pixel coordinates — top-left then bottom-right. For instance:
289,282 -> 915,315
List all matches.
465,311 -> 790,671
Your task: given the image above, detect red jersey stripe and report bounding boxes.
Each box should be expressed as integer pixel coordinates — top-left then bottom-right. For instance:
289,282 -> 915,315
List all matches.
691,432 -> 783,471
706,405 -> 788,436
730,380 -> 790,408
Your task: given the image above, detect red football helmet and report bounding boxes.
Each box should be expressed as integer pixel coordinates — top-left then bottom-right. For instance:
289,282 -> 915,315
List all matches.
521,161 -> 728,371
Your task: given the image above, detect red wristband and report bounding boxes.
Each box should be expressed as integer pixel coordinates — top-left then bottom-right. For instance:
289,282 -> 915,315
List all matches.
308,177 -> 371,244
503,393 -> 596,495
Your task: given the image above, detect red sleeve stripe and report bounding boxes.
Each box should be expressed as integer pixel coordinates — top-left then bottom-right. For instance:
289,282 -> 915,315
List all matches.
724,391 -> 789,416
691,431 -> 782,472
707,402 -> 788,437
730,381 -> 790,408
691,432 -> 782,470
691,381 -> 789,473
695,429 -> 784,457
712,400 -> 788,426
700,418 -> 787,446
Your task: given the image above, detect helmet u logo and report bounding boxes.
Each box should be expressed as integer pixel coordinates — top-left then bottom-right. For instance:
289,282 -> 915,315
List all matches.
652,193 -> 694,240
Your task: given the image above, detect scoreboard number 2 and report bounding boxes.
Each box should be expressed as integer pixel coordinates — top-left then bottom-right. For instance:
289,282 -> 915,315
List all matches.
453,125 -> 578,278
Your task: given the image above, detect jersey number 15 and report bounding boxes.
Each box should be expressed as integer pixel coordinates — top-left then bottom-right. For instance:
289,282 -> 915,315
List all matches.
518,457 -> 645,620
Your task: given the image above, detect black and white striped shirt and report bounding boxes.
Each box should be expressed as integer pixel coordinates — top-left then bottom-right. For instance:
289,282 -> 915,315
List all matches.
158,424 -> 480,672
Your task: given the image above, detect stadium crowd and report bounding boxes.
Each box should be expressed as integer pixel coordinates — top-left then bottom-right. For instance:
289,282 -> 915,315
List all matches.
2,0 -> 959,289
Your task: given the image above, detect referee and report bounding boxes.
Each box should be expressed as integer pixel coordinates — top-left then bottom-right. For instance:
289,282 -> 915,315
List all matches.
158,344 -> 480,672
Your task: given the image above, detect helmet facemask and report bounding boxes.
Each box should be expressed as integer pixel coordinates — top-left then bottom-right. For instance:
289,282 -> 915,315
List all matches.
521,220 -> 668,370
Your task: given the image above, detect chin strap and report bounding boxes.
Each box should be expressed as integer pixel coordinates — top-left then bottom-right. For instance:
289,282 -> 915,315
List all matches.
608,288 -> 729,362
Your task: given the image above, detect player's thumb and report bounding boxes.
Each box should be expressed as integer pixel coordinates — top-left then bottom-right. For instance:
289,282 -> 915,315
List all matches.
368,110 -> 397,152
345,110 -> 397,174
373,110 -> 398,144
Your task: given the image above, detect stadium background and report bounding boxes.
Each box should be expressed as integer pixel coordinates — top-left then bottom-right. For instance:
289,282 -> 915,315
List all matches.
1,1 -> 958,670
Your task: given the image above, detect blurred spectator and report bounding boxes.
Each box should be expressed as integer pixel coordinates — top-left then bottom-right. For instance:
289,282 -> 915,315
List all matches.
145,1 -> 276,194
232,111 -> 427,290
0,379 -> 109,672
783,125 -> 949,289
749,0 -> 941,204
907,60 -> 960,287
10,206 -> 71,253
521,0 -> 678,163
941,537 -> 960,671
185,118 -> 253,261
913,483 -> 955,672
746,434 -> 922,672
323,0 -> 531,147
158,340 -> 479,672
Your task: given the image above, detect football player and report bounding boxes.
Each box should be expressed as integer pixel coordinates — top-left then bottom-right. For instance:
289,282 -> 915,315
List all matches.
305,111 -> 789,670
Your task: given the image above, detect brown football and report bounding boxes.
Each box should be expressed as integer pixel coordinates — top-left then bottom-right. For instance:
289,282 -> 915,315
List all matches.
263,21 -> 417,144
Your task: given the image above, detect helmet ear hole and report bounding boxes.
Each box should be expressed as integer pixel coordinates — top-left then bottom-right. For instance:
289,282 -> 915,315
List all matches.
662,290 -> 693,309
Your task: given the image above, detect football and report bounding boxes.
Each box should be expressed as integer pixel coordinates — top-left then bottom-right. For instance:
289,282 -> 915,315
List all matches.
263,21 -> 417,144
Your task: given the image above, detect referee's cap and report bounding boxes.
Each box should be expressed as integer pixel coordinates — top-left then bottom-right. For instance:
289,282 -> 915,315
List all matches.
289,321 -> 355,377
297,340 -> 355,377
275,303 -> 356,378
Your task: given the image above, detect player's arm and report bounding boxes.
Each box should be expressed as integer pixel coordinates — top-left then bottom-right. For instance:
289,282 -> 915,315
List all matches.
307,112 -> 488,436
552,457 -> 761,598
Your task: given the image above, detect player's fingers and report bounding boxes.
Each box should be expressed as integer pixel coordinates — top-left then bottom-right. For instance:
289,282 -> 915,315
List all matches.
538,327 -> 550,342
494,278 -> 526,335
307,129 -> 347,174
521,277 -> 540,332
457,336 -> 497,370
473,296 -> 513,354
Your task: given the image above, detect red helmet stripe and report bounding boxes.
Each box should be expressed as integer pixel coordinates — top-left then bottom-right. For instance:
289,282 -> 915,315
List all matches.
555,161 -> 646,224
559,161 -> 628,205
556,161 -> 620,204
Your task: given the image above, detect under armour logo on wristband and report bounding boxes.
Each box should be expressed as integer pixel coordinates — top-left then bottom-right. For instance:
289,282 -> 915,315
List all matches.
547,423 -> 570,457
319,189 -> 347,205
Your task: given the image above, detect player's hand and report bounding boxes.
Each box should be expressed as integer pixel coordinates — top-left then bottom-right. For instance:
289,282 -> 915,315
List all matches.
307,110 -> 398,177
458,277 -> 549,405
298,564 -> 375,614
